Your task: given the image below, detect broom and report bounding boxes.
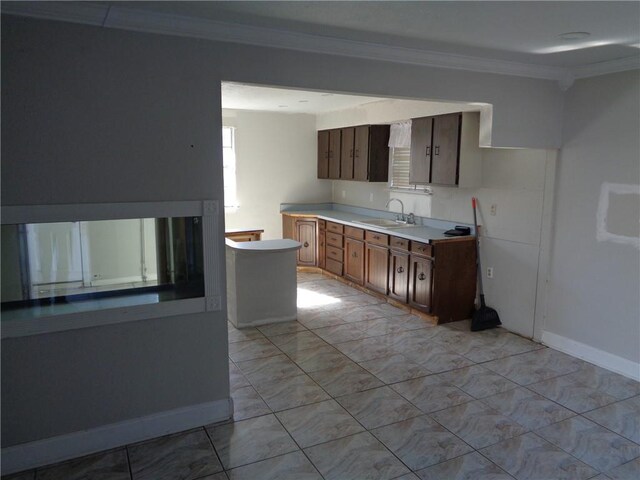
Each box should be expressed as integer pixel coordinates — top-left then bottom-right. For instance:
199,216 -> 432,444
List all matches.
471,197 -> 501,331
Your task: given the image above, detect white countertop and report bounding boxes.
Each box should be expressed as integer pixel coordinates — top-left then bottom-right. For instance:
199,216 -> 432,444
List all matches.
282,209 -> 456,243
225,238 -> 302,252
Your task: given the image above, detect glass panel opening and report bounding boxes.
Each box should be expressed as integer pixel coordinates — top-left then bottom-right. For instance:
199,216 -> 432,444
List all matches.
1,216 -> 204,320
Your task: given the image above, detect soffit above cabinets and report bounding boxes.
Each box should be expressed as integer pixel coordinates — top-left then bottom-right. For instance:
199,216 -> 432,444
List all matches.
3,1 -> 639,86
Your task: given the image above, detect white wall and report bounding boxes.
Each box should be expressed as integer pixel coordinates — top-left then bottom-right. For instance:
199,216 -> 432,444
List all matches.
332,149 -> 554,338
222,110 -> 332,239
320,100 -> 555,338
544,71 -> 640,377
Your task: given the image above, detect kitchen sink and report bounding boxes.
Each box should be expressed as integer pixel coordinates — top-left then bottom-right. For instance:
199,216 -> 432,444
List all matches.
353,218 -> 420,229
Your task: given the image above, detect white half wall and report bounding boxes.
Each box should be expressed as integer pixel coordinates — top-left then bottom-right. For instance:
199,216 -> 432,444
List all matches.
222,110 -> 332,239
545,70 -> 640,373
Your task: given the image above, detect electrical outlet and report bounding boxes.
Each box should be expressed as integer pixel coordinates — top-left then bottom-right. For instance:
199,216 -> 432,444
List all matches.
341,190 -> 346,198
369,193 -> 374,202
490,204 -> 497,216
487,267 -> 494,278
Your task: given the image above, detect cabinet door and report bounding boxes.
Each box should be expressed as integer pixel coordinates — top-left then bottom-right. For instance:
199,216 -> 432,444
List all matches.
318,229 -> 326,270
340,127 -> 355,179
409,254 -> 433,312
328,129 -> 342,179
409,116 -> 433,184
353,126 -> 370,181
344,237 -> 365,285
282,214 -> 296,240
388,250 -> 409,303
317,130 -> 330,179
365,243 -> 389,294
296,220 -> 317,267
431,113 -> 461,186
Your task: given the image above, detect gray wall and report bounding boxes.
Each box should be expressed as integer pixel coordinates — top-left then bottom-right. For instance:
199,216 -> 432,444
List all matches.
1,313 -> 228,446
545,71 -> 640,364
0,13 -> 608,448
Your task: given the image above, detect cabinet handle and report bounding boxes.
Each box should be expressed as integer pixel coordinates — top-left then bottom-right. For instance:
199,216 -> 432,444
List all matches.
435,146 -> 440,156
418,272 -> 426,281
304,242 -> 309,248
355,149 -> 359,158
373,235 -> 380,240
350,149 -> 353,158
352,252 -> 357,258
397,266 -> 404,273
426,146 -> 431,156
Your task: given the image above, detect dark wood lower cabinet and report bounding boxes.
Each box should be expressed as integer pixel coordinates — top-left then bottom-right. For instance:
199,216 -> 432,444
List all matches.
344,237 -> 365,285
296,219 -> 317,267
282,214 -> 476,323
388,249 -> 409,303
365,243 -> 389,294
318,229 -> 326,270
409,254 -> 433,312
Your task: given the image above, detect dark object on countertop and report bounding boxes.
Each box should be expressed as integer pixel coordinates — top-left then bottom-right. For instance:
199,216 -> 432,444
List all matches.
444,226 -> 471,237
470,197 -> 501,332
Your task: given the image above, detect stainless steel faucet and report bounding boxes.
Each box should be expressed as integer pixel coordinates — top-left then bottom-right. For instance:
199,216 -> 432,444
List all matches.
386,198 -> 405,222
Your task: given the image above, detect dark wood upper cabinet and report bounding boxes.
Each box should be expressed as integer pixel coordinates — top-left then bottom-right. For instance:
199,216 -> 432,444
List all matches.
409,113 -> 463,187
318,125 -> 389,182
409,116 -> 433,184
353,125 -> 370,181
431,113 -> 461,186
340,127 -> 355,180
317,130 -> 329,179
328,129 -> 342,179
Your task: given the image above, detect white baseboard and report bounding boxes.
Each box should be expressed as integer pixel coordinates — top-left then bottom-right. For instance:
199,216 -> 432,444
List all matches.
1,397 -> 232,475
542,330 -> 640,381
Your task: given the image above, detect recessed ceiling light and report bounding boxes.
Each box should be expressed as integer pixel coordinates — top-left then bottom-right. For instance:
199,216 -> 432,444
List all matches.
558,31 -> 591,41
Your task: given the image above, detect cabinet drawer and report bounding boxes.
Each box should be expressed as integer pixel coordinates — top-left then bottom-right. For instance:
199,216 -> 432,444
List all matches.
326,232 -> 343,248
318,219 -> 326,230
366,230 -> 389,246
326,245 -> 343,262
326,258 -> 343,276
390,236 -> 409,251
411,241 -> 433,257
326,222 -> 344,234
344,226 -> 365,240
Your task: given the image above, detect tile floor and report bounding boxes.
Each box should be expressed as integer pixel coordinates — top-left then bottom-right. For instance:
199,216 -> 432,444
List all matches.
6,272 -> 640,480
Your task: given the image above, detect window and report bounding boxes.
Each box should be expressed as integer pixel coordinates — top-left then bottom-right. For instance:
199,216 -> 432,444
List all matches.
389,147 -> 417,190
1,217 -> 205,321
222,126 -> 238,208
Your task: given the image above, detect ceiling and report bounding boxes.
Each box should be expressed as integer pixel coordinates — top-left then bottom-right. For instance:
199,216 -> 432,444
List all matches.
221,82 -> 481,115
113,1 -> 640,68
3,1 -> 639,83
222,83 -> 384,114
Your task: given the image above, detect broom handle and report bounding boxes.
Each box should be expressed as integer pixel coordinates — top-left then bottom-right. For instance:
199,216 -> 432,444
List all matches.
472,197 -> 485,300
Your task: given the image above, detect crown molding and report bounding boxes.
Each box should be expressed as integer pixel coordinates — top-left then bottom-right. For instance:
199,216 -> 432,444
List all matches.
2,2 -> 639,87
1,1 -> 108,26
572,55 -> 640,79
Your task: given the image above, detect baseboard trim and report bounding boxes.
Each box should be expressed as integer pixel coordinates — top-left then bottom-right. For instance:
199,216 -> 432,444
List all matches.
542,330 -> 640,381
1,397 -> 232,475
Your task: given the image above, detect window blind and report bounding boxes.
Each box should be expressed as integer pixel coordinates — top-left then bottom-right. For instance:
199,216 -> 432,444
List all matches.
390,147 -> 414,189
